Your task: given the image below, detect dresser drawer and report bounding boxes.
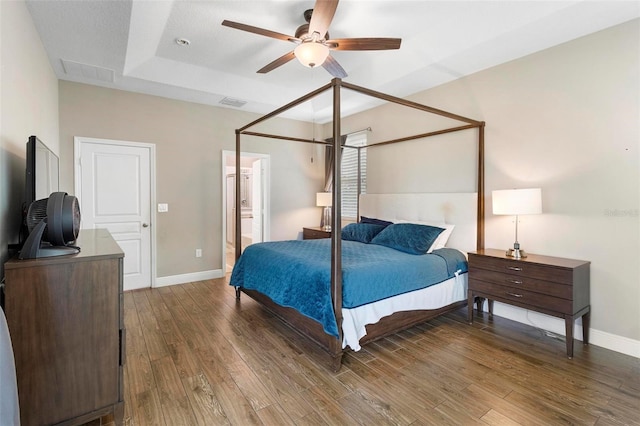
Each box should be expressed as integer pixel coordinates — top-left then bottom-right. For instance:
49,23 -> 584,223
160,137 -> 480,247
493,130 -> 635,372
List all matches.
470,269 -> 572,299
469,254 -> 573,284
469,279 -> 572,314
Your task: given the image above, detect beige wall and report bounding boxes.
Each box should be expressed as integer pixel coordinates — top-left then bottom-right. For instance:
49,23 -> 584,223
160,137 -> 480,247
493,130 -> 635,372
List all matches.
339,20 -> 639,348
59,82 -> 324,278
0,0 -> 59,277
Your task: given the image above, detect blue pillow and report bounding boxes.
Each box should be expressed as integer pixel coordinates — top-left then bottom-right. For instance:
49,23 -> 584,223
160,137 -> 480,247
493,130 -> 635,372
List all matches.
341,223 -> 386,243
360,216 -> 393,228
370,223 -> 445,255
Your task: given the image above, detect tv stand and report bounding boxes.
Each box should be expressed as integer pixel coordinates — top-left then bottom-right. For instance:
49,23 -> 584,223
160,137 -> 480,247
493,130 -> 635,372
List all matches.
4,229 -> 125,426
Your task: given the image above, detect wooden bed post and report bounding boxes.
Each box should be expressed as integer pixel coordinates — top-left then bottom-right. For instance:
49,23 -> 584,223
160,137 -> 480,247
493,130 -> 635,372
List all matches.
477,123 -> 485,251
235,130 -> 242,262
356,147 -> 362,221
331,78 -> 343,368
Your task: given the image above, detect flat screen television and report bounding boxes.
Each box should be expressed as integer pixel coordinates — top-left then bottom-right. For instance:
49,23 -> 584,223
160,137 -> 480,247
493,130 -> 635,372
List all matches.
19,136 -> 81,259
25,135 -> 59,207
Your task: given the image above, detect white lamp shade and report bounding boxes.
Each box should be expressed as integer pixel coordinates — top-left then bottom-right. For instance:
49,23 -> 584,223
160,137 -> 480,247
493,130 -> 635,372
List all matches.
294,42 -> 330,68
492,188 -> 542,215
316,192 -> 332,207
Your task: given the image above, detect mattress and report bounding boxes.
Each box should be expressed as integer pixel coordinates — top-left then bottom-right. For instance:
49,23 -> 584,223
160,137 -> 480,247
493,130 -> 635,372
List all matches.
342,272 -> 467,350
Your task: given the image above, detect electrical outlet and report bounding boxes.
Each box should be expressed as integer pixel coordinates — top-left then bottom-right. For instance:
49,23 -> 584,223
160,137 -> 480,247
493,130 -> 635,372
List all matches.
195,249 -> 202,258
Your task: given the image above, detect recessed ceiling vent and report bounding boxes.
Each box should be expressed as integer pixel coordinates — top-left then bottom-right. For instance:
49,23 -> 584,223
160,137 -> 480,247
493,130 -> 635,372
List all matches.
61,59 -> 114,83
219,97 -> 247,108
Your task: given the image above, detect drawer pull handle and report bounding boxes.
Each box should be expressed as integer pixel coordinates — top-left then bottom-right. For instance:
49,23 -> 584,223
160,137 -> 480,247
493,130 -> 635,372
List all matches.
507,266 -> 523,271
506,292 -> 524,298
507,279 -> 523,285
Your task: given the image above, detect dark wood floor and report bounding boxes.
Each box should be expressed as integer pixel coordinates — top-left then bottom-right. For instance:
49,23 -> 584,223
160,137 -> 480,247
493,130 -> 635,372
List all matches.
112,278 -> 639,425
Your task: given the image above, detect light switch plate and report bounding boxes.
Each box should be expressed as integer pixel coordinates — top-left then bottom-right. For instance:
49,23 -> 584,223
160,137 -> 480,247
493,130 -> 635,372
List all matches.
158,203 -> 168,212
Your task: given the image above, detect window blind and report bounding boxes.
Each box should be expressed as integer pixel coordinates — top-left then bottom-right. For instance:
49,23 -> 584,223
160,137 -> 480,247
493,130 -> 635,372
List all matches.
341,133 -> 367,219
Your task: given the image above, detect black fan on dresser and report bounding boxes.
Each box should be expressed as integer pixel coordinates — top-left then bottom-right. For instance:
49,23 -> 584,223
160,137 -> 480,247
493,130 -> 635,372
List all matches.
19,191 -> 81,259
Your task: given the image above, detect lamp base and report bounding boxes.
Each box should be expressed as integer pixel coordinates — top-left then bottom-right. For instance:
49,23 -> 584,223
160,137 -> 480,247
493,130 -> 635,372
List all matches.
506,248 -> 527,259
321,206 -> 332,232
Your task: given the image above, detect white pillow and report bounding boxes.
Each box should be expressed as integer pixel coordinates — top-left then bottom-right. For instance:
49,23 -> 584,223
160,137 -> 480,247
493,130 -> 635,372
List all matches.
428,223 -> 455,252
396,219 -> 455,253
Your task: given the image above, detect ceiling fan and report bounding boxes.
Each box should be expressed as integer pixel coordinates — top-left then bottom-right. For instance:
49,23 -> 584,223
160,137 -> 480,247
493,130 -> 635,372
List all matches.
221,0 -> 401,78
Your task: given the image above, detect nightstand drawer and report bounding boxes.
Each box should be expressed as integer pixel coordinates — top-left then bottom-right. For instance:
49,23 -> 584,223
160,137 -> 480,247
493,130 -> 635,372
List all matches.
303,227 -> 331,240
469,279 -> 572,314
470,269 -> 572,299
469,254 -> 573,284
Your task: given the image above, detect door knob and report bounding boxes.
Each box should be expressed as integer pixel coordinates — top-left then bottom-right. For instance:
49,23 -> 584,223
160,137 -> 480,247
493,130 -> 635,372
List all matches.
142,223 -> 149,228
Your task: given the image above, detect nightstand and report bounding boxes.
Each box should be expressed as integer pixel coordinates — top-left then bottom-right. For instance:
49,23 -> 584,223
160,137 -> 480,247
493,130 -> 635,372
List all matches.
303,227 -> 331,240
467,248 -> 590,358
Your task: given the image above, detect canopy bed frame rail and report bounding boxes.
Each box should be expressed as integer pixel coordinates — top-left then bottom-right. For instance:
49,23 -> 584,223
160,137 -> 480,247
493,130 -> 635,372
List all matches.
233,78 -> 485,371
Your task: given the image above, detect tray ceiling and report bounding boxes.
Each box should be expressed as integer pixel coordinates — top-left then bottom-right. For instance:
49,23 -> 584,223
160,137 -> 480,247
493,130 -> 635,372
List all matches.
25,0 -> 639,122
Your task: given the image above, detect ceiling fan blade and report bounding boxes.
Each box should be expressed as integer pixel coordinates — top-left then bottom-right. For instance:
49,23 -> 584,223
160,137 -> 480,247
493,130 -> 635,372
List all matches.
257,51 -> 296,74
327,37 -> 402,51
222,20 -> 298,43
309,0 -> 339,39
322,55 -> 347,78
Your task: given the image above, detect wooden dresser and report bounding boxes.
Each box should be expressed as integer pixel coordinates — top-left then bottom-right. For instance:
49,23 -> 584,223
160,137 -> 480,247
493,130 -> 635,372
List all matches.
467,248 -> 590,358
4,229 -> 125,426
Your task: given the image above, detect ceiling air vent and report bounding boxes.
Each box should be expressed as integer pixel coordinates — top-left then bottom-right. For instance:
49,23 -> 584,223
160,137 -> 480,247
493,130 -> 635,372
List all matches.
219,97 -> 247,108
61,59 -> 114,83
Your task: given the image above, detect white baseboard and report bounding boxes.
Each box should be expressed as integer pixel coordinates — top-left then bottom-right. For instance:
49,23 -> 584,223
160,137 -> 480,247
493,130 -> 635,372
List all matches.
488,302 -> 640,359
154,269 -> 224,288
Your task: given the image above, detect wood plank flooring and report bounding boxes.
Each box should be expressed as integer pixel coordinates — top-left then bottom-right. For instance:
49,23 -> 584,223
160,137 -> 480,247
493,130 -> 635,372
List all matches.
107,278 -> 638,425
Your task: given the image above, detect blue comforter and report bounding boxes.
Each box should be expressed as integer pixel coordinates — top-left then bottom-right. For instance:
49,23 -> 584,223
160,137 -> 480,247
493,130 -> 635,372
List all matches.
229,239 -> 467,338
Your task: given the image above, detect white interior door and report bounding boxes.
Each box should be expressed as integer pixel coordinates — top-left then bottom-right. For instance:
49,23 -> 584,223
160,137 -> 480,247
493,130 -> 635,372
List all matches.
75,137 -> 154,290
252,159 -> 263,243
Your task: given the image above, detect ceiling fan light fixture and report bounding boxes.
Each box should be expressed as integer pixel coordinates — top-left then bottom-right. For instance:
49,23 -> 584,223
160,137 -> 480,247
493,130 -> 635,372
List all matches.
294,41 -> 329,68
222,1 -> 401,78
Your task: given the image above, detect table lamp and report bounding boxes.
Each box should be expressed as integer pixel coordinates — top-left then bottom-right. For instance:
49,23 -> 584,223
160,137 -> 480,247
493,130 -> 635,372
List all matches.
316,192 -> 332,231
492,188 -> 542,259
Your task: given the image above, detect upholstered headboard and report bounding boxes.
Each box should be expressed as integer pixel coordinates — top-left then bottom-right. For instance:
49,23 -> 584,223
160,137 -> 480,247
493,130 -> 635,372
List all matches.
359,193 -> 478,253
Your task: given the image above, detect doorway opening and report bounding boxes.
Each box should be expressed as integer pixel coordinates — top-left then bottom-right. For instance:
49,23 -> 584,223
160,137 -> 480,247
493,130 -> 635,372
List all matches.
222,151 -> 270,273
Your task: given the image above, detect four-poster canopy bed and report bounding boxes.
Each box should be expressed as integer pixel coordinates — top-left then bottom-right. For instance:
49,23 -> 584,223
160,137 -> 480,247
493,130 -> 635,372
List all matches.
231,78 -> 485,371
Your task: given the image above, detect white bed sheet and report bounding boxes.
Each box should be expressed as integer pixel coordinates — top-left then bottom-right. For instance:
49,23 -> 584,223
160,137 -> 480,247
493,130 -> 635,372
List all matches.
341,272 -> 468,351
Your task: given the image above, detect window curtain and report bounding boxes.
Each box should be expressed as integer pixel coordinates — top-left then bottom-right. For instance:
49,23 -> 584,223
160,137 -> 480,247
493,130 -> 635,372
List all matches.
323,135 -> 347,192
